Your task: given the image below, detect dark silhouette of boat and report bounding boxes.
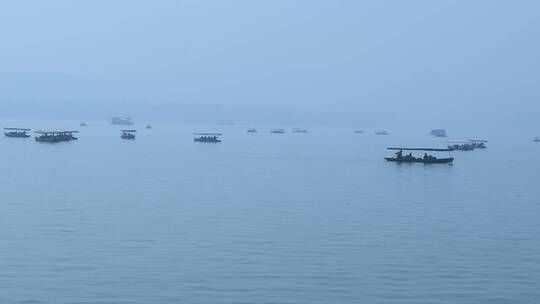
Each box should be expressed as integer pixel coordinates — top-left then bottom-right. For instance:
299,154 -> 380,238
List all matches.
271,129 -> 286,134
430,129 -> 447,137
121,130 -> 137,139
110,117 -> 134,125
353,130 -> 364,133
375,131 -> 388,135
146,125 -> 152,129
468,139 -> 487,149
385,148 -> 454,164
534,137 -> 540,142
35,131 -> 79,143
80,122 -> 87,127
246,128 -> 257,133
448,141 -> 475,151
292,128 -> 308,133
4,128 -> 31,138
194,133 -> 222,143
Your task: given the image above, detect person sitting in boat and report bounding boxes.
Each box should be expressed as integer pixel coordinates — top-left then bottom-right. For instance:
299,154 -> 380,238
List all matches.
395,150 -> 403,159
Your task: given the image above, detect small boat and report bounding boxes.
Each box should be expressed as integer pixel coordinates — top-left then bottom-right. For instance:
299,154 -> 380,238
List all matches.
35,131 -> 79,143
121,130 -> 137,140
375,131 -> 388,135
246,128 -> 258,133
4,128 -> 31,138
534,137 -> 540,142
467,139 -> 487,149
271,129 -> 286,134
292,128 -> 308,133
194,133 -> 222,143
80,122 -> 87,127
353,130 -> 364,134
146,125 -> 152,129
385,147 -> 454,164
430,129 -> 447,137
110,117 -> 134,125
448,141 -> 475,151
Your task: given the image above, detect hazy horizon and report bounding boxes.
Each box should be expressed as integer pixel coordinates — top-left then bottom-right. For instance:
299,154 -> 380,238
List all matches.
1,0 -> 539,128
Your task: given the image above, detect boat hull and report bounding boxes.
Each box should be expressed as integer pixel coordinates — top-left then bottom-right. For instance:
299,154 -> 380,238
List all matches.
4,133 -> 30,138
385,157 -> 454,164
194,139 -> 221,143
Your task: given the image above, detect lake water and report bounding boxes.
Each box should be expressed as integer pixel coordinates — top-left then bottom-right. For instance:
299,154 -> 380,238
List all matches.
1,120 -> 539,303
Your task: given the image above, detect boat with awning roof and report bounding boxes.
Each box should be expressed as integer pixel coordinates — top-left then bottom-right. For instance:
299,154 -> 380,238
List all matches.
385,147 -> 454,164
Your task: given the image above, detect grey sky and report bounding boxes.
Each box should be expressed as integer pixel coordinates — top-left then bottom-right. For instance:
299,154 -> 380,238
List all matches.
0,0 -> 538,124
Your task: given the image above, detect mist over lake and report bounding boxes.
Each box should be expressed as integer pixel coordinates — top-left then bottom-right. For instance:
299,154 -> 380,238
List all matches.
1,0 -> 540,303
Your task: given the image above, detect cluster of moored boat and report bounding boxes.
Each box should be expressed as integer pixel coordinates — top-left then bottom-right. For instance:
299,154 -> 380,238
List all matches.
4,128 -> 79,143
245,128 -> 309,134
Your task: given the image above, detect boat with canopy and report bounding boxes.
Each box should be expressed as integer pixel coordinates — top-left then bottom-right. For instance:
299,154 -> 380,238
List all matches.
385,147 -> 454,164
447,141 -> 475,151
4,128 -> 31,138
194,133 -> 222,143
35,131 -> 79,143
121,130 -> 137,139
467,139 -> 487,149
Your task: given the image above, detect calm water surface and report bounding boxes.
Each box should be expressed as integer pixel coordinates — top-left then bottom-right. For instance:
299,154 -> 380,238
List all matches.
1,120 -> 539,303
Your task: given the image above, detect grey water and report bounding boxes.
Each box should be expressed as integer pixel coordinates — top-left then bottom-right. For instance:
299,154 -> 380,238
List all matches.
1,120 -> 539,304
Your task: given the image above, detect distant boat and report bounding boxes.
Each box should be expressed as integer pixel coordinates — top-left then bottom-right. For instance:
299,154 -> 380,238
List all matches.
146,125 -> 152,129
35,131 -> 79,143
375,131 -> 388,135
246,128 -> 258,133
385,147 -> 454,164
447,141 -> 474,151
534,137 -> 540,142
430,129 -> 447,137
468,139 -> 487,149
80,122 -> 87,127
4,127 -> 31,138
271,129 -> 286,134
353,130 -> 364,134
110,117 -> 134,125
194,133 -> 222,143
121,129 -> 137,140
292,128 -> 308,133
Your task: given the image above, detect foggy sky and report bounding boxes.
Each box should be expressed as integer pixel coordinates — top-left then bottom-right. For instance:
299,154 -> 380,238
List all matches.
0,0 -> 539,126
